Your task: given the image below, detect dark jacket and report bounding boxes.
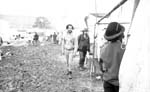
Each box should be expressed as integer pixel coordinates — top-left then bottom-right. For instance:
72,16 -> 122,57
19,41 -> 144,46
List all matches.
78,34 -> 90,52
33,34 -> 39,41
0,37 -> 3,46
100,41 -> 125,86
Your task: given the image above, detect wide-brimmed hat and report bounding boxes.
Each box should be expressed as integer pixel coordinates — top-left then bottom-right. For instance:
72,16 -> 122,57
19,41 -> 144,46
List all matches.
81,28 -> 89,32
104,22 -> 125,40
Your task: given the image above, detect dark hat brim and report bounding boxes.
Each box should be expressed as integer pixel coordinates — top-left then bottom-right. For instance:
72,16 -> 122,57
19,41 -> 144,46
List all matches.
104,26 -> 125,40
81,28 -> 89,32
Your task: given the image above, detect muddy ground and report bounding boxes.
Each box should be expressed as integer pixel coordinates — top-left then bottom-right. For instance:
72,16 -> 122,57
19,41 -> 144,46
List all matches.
0,42 -> 103,92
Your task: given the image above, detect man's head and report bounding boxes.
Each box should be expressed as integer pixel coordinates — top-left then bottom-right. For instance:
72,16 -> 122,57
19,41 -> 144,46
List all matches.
66,24 -> 74,33
81,28 -> 88,35
104,22 -> 125,42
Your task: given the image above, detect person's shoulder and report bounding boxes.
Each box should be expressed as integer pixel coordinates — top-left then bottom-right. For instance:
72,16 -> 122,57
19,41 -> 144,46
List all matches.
113,41 -> 122,48
101,41 -> 110,50
78,33 -> 83,37
77,34 -> 82,39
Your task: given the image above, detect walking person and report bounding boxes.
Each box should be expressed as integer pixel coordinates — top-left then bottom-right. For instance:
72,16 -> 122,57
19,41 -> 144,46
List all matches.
53,32 -> 57,44
0,36 -> 3,61
33,32 -> 39,46
62,24 -> 76,79
77,28 -> 90,71
100,22 -> 125,92
0,36 -> 3,46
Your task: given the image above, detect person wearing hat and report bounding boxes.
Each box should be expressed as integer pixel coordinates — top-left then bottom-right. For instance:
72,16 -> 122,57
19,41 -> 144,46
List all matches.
77,28 -> 90,71
100,22 -> 125,92
62,24 -> 76,79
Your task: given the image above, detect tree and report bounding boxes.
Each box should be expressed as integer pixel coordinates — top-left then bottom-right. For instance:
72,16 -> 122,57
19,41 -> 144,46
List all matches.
33,17 -> 51,29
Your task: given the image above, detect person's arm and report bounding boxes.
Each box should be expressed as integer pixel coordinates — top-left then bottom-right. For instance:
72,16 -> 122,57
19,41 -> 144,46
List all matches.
77,35 -> 81,51
0,37 -> 3,46
99,58 -> 106,73
61,34 -> 65,54
87,35 -> 90,53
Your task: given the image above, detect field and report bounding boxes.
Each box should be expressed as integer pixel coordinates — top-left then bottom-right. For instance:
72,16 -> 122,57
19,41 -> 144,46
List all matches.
0,42 -> 103,92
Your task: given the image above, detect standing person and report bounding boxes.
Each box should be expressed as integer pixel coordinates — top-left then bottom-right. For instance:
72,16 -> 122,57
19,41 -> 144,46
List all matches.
61,31 -> 65,55
77,28 -> 90,71
0,36 -> 3,46
62,24 -> 76,79
100,22 -> 125,92
53,32 -> 57,44
49,34 -> 53,43
0,36 -> 3,61
33,32 -> 39,46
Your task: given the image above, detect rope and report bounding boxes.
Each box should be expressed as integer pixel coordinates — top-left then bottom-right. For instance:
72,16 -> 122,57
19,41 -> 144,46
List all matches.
96,0 -> 128,24
121,0 -> 140,49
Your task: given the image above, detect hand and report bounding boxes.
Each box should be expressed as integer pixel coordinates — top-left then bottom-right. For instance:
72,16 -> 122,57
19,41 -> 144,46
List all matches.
73,51 -> 77,57
86,52 -> 90,58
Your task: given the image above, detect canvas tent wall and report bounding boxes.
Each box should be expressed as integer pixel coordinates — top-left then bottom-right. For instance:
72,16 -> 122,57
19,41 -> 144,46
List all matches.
119,0 -> 150,92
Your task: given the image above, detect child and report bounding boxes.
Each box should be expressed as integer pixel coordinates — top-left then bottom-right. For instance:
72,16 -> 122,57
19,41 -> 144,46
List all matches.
100,22 -> 125,92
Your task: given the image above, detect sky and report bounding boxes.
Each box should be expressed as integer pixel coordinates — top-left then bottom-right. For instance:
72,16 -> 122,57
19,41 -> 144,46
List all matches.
0,0 -> 134,35
0,0 -> 123,17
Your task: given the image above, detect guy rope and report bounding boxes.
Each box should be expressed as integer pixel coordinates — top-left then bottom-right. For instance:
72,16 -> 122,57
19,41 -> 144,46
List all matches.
96,0 -> 140,50
122,0 -> 140,49
96,0 -> 128,24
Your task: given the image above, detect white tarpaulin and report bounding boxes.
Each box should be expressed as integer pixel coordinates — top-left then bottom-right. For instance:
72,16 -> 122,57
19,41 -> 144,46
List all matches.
119,0 -> 150,92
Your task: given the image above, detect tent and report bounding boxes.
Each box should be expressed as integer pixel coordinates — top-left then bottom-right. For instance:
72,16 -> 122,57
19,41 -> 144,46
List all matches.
119,0 -> 150,92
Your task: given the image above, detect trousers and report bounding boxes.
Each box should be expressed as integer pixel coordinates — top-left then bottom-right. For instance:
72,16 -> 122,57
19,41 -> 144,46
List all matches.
65,49 -> 74,71
79,51 -> 87,67
103,81 -> 119,92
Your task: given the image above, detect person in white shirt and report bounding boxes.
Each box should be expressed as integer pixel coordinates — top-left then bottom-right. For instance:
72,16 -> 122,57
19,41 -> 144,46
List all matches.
62,24 -> 76,79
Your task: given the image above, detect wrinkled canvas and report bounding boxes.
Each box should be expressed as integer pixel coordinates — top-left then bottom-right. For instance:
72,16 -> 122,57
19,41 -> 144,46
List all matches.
119,0 -> 150,92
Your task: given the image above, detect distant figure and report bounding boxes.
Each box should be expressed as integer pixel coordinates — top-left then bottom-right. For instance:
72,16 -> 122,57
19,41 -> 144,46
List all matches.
33,32 -> 39,46
100,22 -> 125,92
48,34 -> 52,43
53,32 -> 57,44
0,36 -> 3,46
77,28 -> 90,71
56,32 -> 60,44
0,36 -> 3,61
